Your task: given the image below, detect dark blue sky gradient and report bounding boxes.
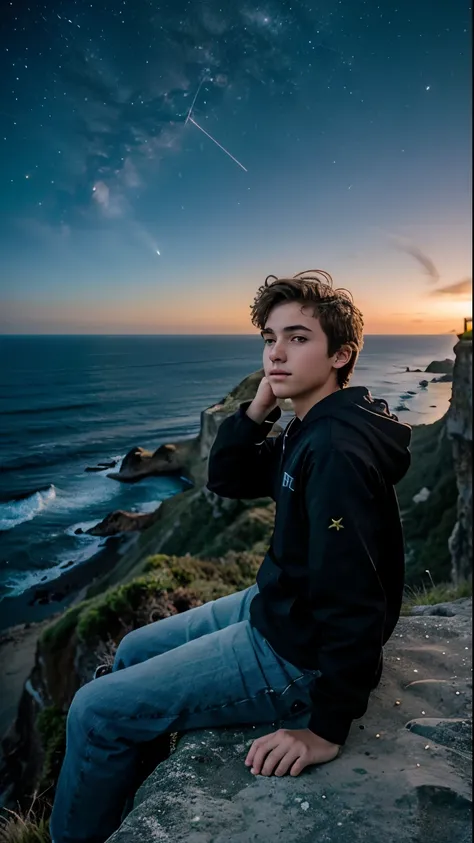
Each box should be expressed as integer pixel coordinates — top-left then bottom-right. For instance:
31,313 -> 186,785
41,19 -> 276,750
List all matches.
0,0 -> 471,333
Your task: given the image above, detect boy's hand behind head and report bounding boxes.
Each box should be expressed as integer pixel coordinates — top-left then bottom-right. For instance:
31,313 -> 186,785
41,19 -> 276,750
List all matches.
246,376 -> 279,424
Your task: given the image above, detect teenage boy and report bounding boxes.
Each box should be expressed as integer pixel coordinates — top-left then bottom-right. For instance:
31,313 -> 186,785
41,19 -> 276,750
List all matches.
50,270 -> 411,843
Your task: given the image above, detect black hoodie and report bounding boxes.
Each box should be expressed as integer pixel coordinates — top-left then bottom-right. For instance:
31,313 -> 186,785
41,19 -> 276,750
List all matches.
206,386 -> 412,746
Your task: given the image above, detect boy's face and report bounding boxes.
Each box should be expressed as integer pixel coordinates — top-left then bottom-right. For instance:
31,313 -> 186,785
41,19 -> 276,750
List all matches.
261,300 -> 342,400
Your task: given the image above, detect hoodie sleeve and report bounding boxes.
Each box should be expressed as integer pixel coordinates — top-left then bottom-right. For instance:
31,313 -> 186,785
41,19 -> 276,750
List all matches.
303,446 -> 386,746
206,400 -> 282,499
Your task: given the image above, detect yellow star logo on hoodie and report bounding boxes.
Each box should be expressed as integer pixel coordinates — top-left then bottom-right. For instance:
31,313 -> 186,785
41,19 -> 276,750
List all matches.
329,518 -> 344,531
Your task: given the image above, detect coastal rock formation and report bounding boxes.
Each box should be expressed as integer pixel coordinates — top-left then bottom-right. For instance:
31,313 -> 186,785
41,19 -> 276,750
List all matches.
81,508 -> 164,537
86,369 -> 286,531
431,374 -> 453,383
446,336 -> 472,586
395,415 -> 458,584
425,359 -> 454,374
107,443 -> 189,483
85,460 -> 119,473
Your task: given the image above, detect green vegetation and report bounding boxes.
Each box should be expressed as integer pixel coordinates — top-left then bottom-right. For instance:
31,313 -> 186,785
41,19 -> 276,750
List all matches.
0,796 -> 52,843
401,577 -> 472,615
460,329 -> 472,340
396,416 -> 458,585
39,602 -> 90,652
143,550 -> 261,589
40,551 -> 263,648
35,706 -> 67,804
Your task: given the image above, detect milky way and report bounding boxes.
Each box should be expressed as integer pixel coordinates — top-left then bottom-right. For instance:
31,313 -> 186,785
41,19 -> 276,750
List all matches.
2,0 -> 353,228
0,1 -> 471,335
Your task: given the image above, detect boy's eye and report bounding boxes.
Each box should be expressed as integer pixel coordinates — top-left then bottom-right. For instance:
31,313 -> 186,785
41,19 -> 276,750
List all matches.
263,336 -> 307,345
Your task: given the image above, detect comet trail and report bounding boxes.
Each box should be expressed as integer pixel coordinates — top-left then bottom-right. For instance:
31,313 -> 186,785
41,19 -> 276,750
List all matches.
185,79 -> 248,173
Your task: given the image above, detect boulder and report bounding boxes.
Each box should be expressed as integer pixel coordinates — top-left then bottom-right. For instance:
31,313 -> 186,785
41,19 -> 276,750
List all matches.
84,508 -> 164,537
425,359 -> 454,374
108,443 -> 188,484
104,370 -> 288,489
85,460 -> 119,473
409,596 -> 472,617
431,374 -> 453,383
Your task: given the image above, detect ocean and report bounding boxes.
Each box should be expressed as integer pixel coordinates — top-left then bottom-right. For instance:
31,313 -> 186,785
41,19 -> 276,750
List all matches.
0,334 -> 456,607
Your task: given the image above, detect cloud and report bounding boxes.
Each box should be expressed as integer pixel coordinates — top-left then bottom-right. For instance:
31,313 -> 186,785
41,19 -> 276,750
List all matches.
430,277 -> 472,297
389,237 -> 441,283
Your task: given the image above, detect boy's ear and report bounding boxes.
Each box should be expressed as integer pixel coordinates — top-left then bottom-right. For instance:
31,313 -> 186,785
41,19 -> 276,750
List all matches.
332,344 -> 353,369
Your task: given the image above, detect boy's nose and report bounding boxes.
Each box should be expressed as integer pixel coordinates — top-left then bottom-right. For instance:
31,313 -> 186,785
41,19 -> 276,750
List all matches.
269,346 -> 286,361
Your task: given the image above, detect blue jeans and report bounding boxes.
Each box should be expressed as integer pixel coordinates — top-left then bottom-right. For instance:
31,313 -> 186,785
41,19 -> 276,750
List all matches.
49,583 -> 321,843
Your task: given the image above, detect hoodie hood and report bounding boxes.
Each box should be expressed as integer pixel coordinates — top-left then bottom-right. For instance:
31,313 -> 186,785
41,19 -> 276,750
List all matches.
289,386 -> 412,485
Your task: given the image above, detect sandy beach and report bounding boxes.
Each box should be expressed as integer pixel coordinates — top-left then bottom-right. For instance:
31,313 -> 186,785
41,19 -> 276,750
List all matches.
0,618 -> 55,741
397,381 -> 452,425
0,539 -> 132,751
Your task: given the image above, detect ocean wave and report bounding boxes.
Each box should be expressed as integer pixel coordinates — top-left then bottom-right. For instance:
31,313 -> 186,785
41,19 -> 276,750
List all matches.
64,519 -> 109,537
0,529 -> 106,599
0,485 -> 56,531
0,446 -> 119,475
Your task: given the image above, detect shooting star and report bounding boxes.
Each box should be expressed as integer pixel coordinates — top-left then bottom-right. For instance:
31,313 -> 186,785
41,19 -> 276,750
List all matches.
185,79 -> 248,173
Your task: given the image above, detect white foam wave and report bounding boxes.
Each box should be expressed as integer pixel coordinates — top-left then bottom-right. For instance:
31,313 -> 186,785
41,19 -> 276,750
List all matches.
1,525 -> 106,599
0,485 -> 57,531
51,474 -> 122,513
64,519 -> 104,538
135,500 -> 163,514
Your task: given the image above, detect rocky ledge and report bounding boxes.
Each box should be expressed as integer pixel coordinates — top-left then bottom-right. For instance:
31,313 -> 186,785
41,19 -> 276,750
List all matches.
108,599 -> 472,843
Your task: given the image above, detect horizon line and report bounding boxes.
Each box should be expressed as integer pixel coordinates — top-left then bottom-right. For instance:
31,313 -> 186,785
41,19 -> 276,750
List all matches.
0,331 -> 460,338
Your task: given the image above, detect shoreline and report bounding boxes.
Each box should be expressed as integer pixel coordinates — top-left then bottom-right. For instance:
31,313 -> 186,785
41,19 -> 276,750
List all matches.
0,539 -> 136,751
0,534 -> 134,635
396,380 -> 452,424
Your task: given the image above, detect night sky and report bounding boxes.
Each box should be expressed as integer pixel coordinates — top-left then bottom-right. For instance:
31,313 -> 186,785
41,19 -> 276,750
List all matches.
0,0 -> 471,334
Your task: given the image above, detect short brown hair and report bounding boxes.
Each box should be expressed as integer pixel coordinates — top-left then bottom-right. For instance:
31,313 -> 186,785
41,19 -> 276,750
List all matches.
249,269 -> 364,388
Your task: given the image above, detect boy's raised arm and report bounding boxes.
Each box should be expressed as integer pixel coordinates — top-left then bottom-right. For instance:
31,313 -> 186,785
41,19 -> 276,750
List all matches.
206,398 -> 283,500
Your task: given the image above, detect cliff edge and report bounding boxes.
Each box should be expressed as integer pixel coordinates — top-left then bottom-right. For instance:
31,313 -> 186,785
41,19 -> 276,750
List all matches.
447,336 -> 472,585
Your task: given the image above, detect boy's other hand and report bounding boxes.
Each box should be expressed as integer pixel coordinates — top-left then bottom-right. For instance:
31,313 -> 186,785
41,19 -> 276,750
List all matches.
244,728 -> 340,777
246,376 -> 278,424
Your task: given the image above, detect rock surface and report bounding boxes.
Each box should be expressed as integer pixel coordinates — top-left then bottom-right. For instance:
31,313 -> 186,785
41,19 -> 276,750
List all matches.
425,359 -> 454,374
79,369 -> 286,537
107,600 -> 472,843
108,443 -> 188,483
431,374 -> 453,383
82,508 -> 163,537
446,338 -> 472,585
107,368 -> 288,488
